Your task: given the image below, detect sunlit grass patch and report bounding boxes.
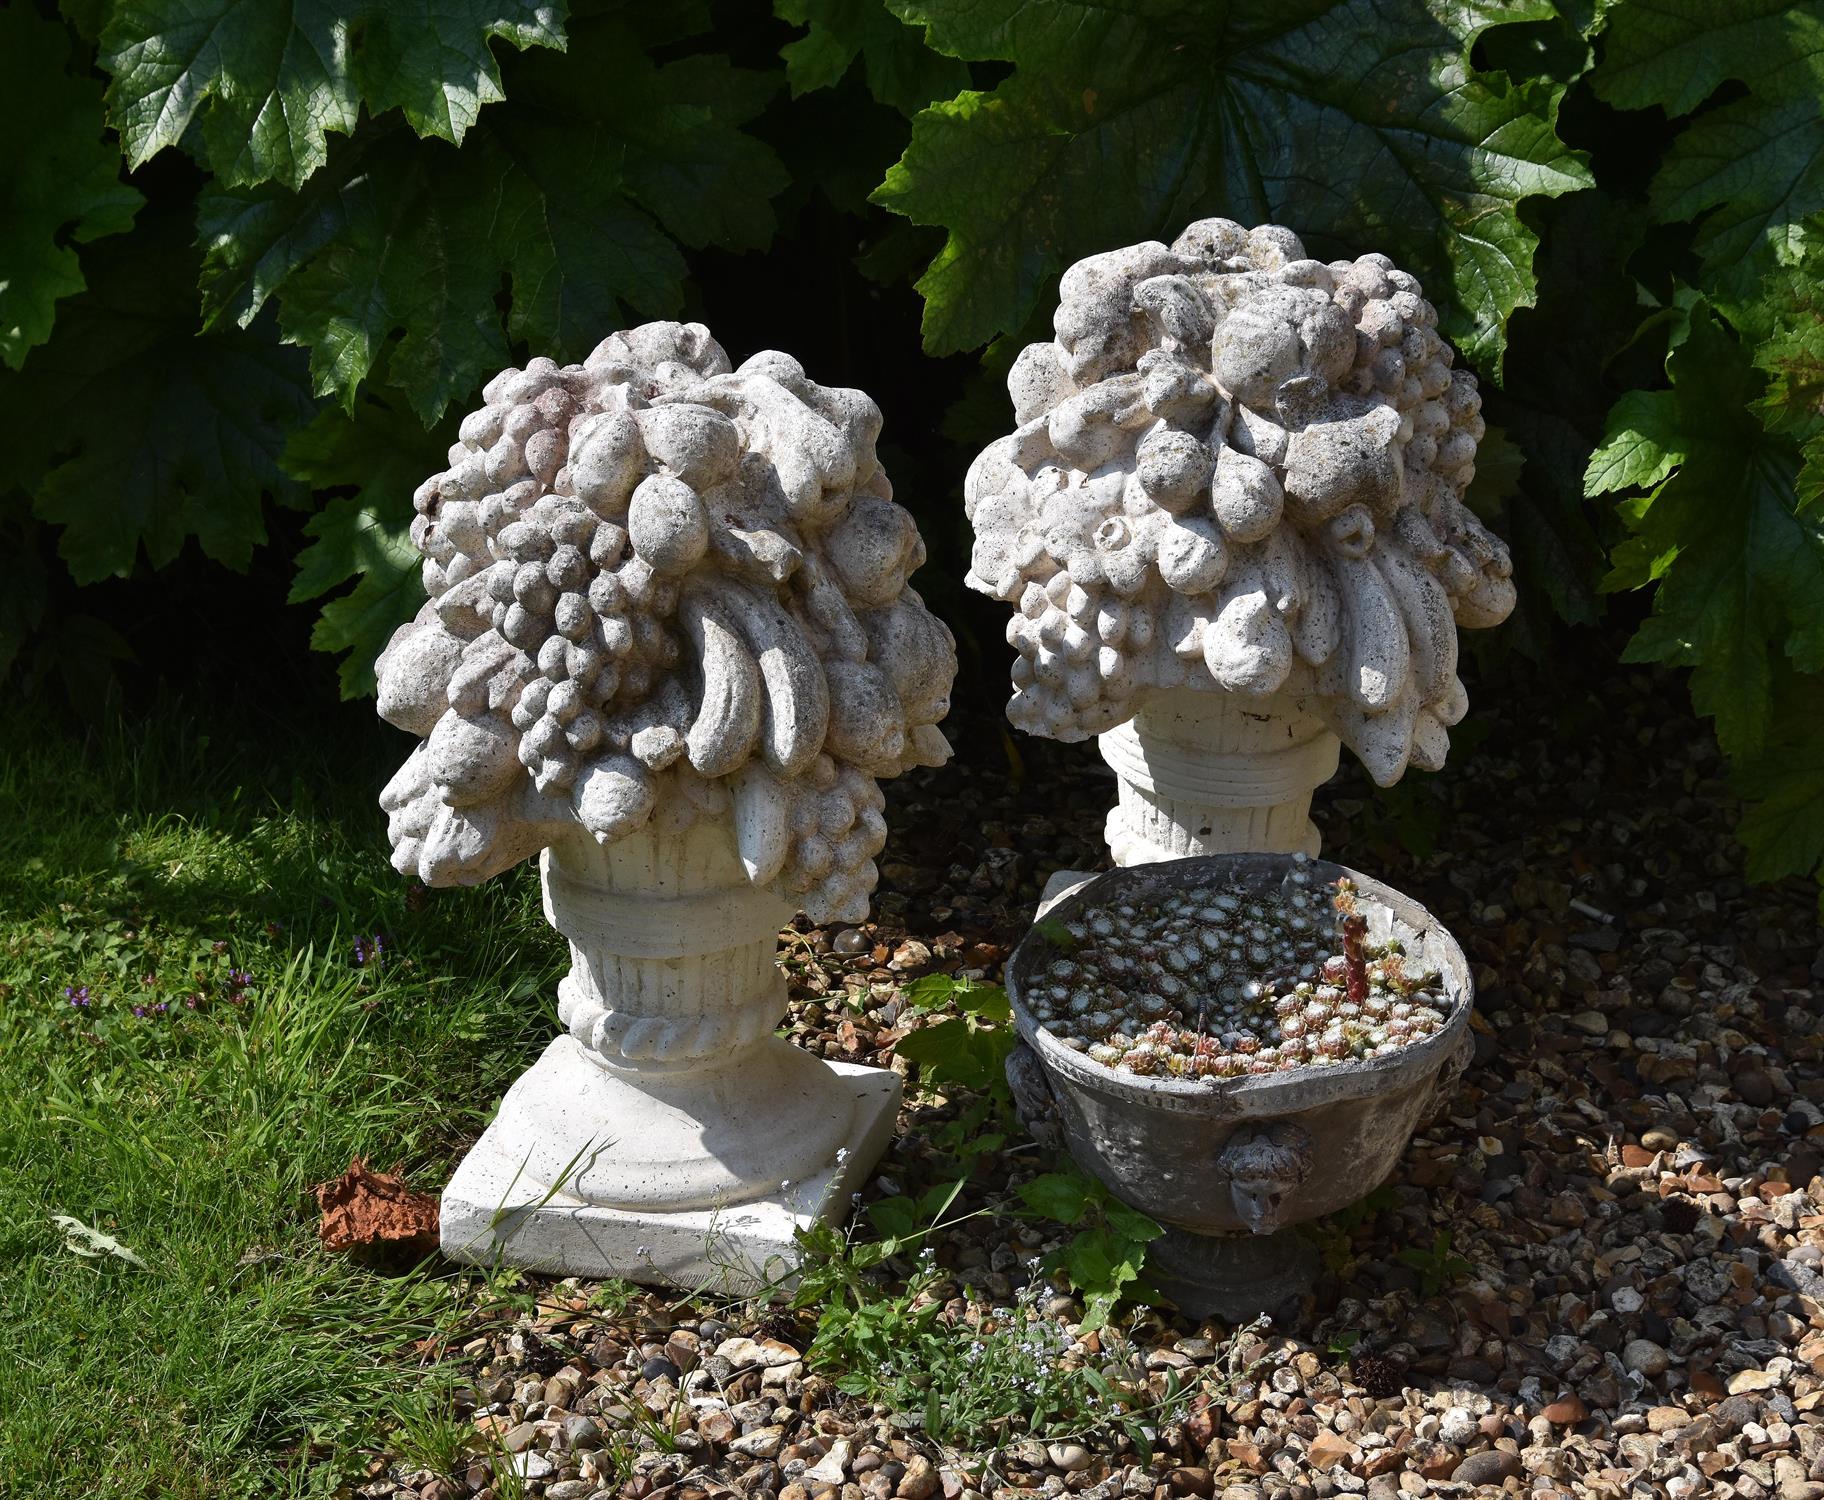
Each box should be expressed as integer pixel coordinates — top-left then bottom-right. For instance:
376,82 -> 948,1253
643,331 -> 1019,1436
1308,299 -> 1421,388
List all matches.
0,707 -> 564,1495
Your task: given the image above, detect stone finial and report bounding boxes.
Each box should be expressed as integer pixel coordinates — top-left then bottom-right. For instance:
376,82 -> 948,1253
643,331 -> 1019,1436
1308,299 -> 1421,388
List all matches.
964,219 -> 1514,787
376,322 -> 957,921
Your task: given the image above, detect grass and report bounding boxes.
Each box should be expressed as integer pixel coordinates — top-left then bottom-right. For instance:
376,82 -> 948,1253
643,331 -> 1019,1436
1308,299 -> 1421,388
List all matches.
0,703 -> 567,1497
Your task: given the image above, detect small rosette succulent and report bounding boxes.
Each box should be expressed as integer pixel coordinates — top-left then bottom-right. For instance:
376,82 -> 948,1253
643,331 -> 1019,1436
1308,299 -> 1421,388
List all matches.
965,219 -> 1514,785
376,322 -> 956,923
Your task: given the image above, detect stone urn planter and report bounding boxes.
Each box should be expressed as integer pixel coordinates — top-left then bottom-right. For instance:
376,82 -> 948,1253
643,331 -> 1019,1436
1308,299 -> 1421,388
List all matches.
965,218 -> 1516,865
1005,853 -> 1471,1320
373,321 -> 956,1291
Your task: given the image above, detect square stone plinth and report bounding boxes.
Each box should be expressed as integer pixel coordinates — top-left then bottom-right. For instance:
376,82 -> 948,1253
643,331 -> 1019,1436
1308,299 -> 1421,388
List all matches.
440,1042 -> 901,1294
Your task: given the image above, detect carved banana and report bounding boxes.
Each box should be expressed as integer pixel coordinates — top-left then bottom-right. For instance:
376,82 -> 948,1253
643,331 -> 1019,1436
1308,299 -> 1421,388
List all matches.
797,555 -> 870,662
1334,555 -> 1409,712
1333,689 -> 1417,788
679,590 -> 763,778
1255,527 -> 1305,618
1292,550 -> 1342,666
726,582 -> 831,778
1409,708 -> 1450,772
731,763 -> 792,883
1377,546 -> 1458,705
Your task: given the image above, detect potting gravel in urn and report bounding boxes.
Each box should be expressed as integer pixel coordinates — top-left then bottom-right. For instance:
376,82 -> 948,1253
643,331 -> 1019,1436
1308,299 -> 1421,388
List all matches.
374,321 -> 956,1290
966,219 -> 1515,866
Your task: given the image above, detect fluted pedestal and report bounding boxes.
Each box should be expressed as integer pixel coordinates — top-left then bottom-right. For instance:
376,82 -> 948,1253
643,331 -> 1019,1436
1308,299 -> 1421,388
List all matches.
440,823 -> 900,1292
1099,688 -> 1340,864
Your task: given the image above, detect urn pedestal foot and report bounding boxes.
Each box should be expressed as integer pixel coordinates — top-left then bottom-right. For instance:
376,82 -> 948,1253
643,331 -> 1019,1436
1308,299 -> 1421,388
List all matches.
1148,1225 -> 1319,1324
440,1036 -> 901,1293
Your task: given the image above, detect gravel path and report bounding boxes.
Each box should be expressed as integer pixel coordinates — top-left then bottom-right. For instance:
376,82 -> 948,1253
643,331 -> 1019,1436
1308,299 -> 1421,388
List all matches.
368,662 -> 1824,1500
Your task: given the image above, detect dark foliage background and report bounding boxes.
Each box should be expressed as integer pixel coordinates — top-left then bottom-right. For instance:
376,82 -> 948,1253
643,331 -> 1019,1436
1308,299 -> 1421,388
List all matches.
4,0 -> 1821,907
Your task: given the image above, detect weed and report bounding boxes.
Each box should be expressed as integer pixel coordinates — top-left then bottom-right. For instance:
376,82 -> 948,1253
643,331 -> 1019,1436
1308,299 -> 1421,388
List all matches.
1396,1229 -> 1473,1298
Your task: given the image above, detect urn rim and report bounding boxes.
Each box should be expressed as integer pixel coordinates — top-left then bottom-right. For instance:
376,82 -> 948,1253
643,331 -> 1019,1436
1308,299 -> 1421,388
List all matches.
1006,852 -> 1473,1115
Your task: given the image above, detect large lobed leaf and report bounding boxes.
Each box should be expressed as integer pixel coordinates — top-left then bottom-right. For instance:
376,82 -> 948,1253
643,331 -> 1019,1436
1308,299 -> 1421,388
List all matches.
871,0 -> 1593,367
1733,671 -> 1824,906
285,390 -> 453,696
1592,0 -> 1824,303
197,20 -> 786,422
0,7 -> 142,369
100,0 -> 568,191
775,0 -> 969,116
1587,305 -> 1824,768
1,229 -> 316,584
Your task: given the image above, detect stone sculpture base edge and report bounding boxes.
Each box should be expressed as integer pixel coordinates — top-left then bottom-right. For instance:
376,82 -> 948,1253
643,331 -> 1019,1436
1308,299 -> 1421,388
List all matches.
440,1038 -> 901,1294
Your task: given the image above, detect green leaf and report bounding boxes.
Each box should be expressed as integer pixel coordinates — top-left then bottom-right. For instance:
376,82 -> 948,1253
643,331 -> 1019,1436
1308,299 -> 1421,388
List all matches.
1733,671 -> 1824,901
917,1176 -> 968,1223
0,7 -> 142,369
894,1016 -> 1012,1091
1590,0 -> 1824,302
353,1 -> 567,148
1059,1225 -> 1144,1330
1102,1200 -> 1164,1244
284,388 -> 455,695
776,0 -> 970,115
873,0 -> 1592,365
866,1195 -> 921,1240
901,973 -> 1010,1020
901,973 -> 963,1012
272,134 -> 516,423
1588,302 -> 1824,760
1583,391 -> 1684,498
198,20 -> 785,419
1752,233 -> 1824,433
100,0 -> 569,190
3,230 -> 315,583
1017,1171 -> 1092,1225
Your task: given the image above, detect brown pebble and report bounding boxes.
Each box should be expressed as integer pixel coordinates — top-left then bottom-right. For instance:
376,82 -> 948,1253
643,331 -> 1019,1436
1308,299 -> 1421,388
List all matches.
1451,1451 -> 1522,1485
1542,1397 -> 1586,1425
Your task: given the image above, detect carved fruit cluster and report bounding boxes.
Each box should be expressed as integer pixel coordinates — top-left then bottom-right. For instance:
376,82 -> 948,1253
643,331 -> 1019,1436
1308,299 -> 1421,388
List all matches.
965,219 -> 1515,785
376,322 -> 956,923
1024,860 -> 1450,1079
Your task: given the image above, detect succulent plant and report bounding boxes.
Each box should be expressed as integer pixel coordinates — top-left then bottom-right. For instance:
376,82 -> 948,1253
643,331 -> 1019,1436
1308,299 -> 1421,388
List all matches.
1026,859 -> 1452,1079
375,322 -> 957,922
966,218 -> 1515,785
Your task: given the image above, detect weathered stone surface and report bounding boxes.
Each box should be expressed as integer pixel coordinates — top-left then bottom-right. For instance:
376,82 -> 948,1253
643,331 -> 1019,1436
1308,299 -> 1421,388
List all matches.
965,221 -> 1512,863
380,323 -> 956,920
384,325 -> 956,1286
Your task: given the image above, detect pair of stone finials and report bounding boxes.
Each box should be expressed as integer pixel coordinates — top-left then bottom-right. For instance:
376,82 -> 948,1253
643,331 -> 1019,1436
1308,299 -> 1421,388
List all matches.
375,217 -> 1512,918
372,218 -> 1514,1282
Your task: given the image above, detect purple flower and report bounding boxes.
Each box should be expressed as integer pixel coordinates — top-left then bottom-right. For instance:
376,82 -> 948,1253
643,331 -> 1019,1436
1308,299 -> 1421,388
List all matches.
353,933 -> 388,968
226,969 -> 252,992
64,985 -> 91,1008
184,993 -> 202,1011
132,1005 -> 148,1018
153,1001 -> 168,1014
